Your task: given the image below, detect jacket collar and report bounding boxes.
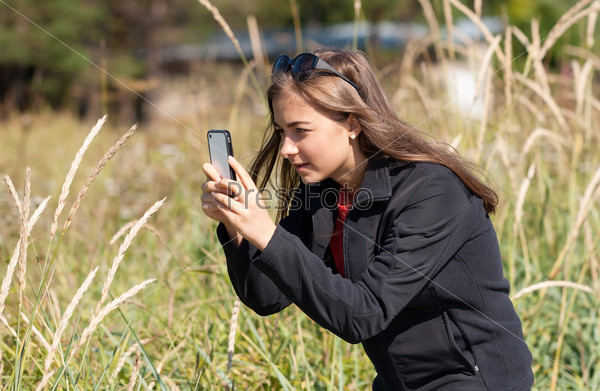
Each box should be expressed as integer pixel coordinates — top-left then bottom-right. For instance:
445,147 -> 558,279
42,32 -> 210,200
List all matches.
304,155 -> 396,214
305,155 -> 396,259
354,155 -> 393,204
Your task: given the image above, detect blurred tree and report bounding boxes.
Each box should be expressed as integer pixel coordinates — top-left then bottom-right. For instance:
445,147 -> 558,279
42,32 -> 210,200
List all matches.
259,0 -> 422,26
0,0 -> 591,118
0,0 -> 102,115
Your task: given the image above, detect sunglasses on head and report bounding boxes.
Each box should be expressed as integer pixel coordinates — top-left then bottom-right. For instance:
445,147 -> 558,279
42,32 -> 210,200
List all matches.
272,52 -> 361,95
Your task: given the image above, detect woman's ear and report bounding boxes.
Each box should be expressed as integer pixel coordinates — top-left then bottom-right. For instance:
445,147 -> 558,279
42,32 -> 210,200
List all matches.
348,115 -> 362,139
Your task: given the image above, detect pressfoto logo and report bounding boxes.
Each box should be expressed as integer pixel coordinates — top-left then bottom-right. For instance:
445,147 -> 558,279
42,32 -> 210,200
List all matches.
223,183 -> 374,211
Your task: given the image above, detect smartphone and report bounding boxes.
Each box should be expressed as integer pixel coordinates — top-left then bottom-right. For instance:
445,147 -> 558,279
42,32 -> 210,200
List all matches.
207,129 -> 235,180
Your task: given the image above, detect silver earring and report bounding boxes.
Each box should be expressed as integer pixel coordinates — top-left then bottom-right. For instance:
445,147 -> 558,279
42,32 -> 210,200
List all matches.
350,134 -> 356,139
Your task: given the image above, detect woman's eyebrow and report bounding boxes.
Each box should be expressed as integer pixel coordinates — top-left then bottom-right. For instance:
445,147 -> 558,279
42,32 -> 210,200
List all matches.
276,120 -> 311,128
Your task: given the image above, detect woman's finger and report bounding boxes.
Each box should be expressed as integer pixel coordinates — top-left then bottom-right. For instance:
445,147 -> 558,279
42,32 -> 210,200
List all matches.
203,179 -> 229,194
228,156 -> 258,191
215,179 -> 244,197
202,162 -> 223,182
211,190 -> 244,213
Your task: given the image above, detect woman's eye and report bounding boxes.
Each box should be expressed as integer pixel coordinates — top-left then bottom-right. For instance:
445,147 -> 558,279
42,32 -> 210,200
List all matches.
274,128 -> 284,135
296,128 -> 307,133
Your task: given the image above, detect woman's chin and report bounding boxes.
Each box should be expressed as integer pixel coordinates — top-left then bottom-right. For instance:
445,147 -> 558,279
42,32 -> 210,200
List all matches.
298,174 -> 323,185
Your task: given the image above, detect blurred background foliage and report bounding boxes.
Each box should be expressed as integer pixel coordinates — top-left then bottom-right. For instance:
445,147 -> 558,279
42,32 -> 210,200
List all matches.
0,1 -> 599,389
0,0 -> 591,119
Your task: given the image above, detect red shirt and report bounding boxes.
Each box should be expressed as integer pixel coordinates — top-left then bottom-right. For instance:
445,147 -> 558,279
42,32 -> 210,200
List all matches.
329,189 -> 353,278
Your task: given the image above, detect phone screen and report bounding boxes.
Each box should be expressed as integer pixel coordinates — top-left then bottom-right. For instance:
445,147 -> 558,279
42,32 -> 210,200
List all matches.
207,130 -> 235,180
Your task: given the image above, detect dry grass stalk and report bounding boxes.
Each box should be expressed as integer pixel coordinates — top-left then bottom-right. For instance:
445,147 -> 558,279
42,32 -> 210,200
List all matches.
448,26 -> 477,48
549,165 -> 600,278
400,36 -> 433,77
47,289 -> 62,335
109,221 -> 136,245
1,194 -> 50,318
0,243 -> 21,318
511,280 -> 594,300
521,128 -> 568,158
511,25 -> 531,49
28,196 -> 51,233
514,73 -> 568,128
512,164 -> 536,241
474,0 -> 482,17
354,0 -> 362,23
68,278 -> 156,364
37,267 -> 99,390
530,19 -> 552,95
112,336 -> 155,378
110,221 -> 165,247
474,34 -> 502,103
127,348 -> 142,391
475,61 -> 493,163
587,8 -> 598,46
97,198 -> 165,312
504,26 -> 513,104
404,76 -> 436,117
574,59 -> 594,116
448,0 -> 506,63
51,115 -> 107,238
227,298 -> 241,373
443,0 -> 455,61
419,0 -> 444,66
247,16 -> 264,71
17,167 -> 31,304
63,124 -> 137,234
540,0 -> 600,59
516,94 -> 548,124
3,175 -> 23,216
494,136 -> 518,195
290,0 -> 303,52
20,312 -> 51,353
0,314 -> 17,338
197,0 -> 243,58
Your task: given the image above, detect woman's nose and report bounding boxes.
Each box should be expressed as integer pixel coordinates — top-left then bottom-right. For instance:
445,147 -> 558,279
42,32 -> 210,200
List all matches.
280,136 -> 298,159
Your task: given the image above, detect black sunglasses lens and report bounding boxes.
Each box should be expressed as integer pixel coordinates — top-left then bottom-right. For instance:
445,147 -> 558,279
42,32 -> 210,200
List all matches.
273,55 -> 291,74
272,52 -> 361,96
291,53 -> 318,80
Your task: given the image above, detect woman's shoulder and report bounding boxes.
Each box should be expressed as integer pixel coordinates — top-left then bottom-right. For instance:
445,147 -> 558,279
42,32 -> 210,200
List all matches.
384,158 -> 472,203
385,158 -> 462,183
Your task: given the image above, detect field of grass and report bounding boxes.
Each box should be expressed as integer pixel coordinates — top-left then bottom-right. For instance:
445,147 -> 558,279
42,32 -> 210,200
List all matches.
1,0 -> 600,389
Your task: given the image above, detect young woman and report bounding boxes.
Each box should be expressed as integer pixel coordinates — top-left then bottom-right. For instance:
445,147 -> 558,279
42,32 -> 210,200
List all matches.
201,49 -> 534,390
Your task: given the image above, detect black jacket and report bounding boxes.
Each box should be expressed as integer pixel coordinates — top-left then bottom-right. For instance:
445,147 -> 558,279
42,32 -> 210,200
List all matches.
217,157 -> 534,390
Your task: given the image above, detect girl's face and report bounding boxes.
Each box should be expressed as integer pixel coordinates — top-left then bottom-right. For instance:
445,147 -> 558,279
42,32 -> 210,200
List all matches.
272,90 -> 367,189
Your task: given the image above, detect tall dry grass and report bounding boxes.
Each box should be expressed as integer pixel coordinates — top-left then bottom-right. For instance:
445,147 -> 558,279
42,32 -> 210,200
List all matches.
1,0 -> 599,389
0,117 -> 166,389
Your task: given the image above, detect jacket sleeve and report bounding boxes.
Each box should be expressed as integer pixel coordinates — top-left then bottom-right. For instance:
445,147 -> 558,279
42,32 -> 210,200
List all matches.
217,223 -> 291,315
216,185 -> 312,316
251,174 -> 478,343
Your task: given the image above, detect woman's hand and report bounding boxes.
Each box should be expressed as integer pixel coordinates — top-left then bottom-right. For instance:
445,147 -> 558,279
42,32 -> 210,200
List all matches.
200,162 -> 229,222
201,156 -> 277,251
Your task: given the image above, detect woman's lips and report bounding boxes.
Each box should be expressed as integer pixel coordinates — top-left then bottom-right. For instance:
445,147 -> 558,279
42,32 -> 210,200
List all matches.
295,163 -> 310,172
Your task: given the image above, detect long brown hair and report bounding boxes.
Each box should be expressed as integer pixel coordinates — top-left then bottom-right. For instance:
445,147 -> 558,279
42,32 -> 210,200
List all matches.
250,49 -> 497,221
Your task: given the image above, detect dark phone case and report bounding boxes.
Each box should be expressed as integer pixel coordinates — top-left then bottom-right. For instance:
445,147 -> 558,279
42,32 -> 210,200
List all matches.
207,129 -> 236,180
